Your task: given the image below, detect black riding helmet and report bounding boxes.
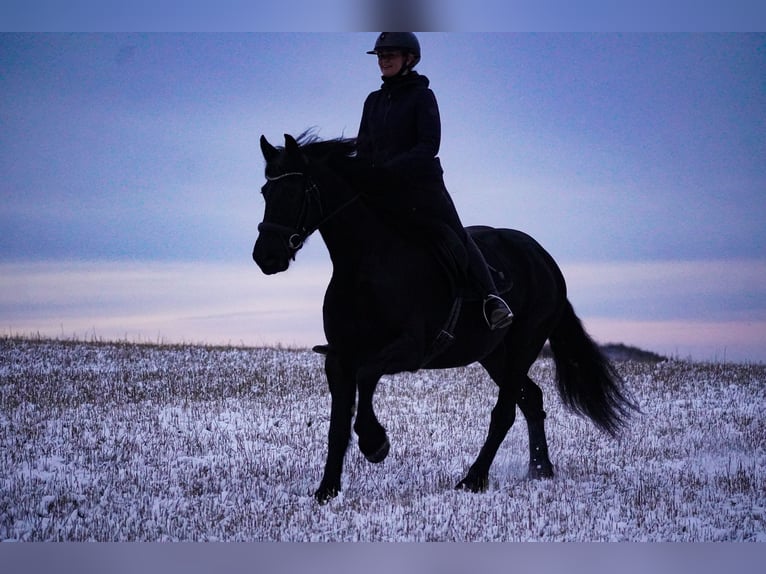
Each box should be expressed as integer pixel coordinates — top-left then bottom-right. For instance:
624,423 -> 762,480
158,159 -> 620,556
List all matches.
367,32 -> 421,69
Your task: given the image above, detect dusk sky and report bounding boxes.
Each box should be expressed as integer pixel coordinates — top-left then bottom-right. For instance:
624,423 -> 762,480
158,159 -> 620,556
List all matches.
1,25 -> 765,361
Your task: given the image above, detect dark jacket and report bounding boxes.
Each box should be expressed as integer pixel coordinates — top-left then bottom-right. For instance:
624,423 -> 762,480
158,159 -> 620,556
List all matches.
356,72 -> 444,181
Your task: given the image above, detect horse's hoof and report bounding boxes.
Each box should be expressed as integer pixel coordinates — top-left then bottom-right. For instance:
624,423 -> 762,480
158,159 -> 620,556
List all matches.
363,437 -> 390,464
314,485 -> 339,504
527,462 -> 554,480
455,474 -> 488,493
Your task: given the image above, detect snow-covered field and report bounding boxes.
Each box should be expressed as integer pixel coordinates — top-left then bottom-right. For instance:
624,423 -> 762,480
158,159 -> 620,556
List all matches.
1,337 -> 764,542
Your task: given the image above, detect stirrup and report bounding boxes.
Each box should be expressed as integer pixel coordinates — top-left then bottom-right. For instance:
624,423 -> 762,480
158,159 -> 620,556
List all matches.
483,294 -> 514,330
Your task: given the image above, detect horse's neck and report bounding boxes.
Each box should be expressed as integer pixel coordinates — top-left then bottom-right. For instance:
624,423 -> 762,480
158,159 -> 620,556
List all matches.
318,198 -> 383,268
314,162 -> 405,270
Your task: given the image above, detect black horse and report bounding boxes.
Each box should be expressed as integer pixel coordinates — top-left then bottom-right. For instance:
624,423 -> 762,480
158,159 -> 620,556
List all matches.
253,132 -> 637,503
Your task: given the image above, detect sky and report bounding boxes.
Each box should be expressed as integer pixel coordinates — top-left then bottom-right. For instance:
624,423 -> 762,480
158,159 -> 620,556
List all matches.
1,23 -> 765,361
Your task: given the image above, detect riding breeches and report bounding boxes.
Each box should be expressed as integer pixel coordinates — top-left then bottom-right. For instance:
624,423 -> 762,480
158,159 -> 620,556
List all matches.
385,176 -> 500,297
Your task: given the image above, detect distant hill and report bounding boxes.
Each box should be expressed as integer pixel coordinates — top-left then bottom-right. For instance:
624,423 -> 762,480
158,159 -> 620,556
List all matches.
539,342 -> 667,363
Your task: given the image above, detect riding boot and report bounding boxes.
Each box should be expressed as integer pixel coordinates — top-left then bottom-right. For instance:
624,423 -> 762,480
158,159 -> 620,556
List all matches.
465,236 -> 514,330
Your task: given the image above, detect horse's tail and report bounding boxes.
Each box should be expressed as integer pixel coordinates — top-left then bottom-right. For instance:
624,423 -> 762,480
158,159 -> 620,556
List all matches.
548,300 -> 639,436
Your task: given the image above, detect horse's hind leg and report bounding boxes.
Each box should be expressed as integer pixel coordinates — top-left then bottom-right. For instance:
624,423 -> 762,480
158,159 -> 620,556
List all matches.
456,335 -> 554,492
456,347 -> 517,492
499,313 -> 556,480
517,373 -> 554,479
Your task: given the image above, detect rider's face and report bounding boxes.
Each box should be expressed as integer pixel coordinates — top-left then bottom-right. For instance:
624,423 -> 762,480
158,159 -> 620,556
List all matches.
377,51 -> 407,78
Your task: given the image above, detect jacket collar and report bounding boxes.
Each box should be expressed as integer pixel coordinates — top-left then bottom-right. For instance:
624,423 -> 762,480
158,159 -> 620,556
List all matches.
381,71 -> 430,91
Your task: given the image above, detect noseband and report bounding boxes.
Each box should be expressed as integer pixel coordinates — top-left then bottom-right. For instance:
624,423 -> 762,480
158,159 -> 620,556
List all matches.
257,171 -> 359,254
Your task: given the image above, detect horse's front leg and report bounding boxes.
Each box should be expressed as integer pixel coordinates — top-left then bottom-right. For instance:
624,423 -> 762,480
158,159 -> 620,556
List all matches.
315,353 -> 356,504
354,364 -> 389,464
353,336 -> 422,465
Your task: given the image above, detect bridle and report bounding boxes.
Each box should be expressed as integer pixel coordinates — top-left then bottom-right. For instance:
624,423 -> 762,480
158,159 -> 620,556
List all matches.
257,171 -> 320,252
257,170 -> 359,255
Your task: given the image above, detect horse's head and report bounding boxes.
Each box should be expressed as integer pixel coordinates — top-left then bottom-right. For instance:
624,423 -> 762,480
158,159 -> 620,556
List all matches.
253,134 -> 318,275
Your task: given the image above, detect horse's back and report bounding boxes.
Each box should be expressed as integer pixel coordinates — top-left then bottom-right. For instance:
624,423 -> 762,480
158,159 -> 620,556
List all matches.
468,225 -> 550,255
468,226 -> 566,297
421,225 -> 567,369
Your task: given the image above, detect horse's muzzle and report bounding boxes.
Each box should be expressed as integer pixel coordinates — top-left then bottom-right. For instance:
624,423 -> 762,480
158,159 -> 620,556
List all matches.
252,237 -> 290,275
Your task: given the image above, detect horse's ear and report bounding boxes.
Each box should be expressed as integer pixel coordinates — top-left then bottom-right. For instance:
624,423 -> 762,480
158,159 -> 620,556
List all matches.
284,133 -> 300,156
284,134 -> 308,168
260,135 -> 279,162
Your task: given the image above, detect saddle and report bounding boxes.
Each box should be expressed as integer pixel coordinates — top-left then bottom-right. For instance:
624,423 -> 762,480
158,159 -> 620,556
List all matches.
417,219 -> 469,294
408,221 -> 514,366
314,195 -> 512,362
418,220 -> 513,301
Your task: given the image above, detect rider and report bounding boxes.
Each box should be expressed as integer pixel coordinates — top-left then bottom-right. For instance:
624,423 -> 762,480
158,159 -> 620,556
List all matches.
357,32 -> 514,330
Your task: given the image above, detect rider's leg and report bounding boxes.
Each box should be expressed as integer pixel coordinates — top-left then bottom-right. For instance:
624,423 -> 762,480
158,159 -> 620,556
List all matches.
464,235 -> 514,330
422,184 -> 514,331
364,168 -> 514,331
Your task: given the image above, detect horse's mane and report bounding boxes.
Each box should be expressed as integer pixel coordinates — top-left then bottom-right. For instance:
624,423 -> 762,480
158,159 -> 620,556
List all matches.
279,129 -> 381,193
294,129 -> 357,162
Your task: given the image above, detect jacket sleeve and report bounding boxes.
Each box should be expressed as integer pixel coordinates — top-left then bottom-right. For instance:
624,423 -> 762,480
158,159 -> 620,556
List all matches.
356,94 -> 374,162
385,88 -> 442,175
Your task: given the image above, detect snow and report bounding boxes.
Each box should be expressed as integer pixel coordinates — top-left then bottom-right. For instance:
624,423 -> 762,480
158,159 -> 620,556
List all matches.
0,337 -> 764,541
